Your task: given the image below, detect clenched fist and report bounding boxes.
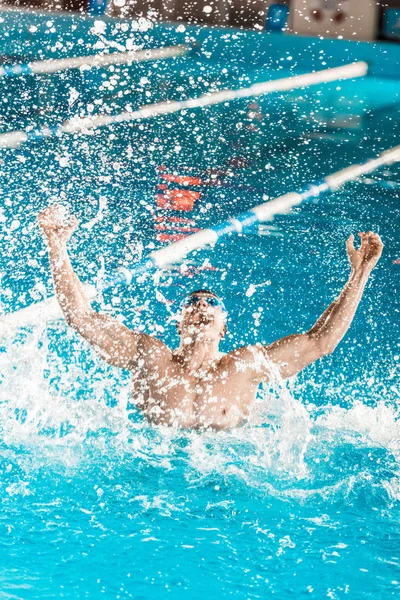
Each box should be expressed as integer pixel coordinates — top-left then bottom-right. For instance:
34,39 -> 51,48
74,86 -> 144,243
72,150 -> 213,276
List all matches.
346,231 -> 383,275
37,204 -> 79,245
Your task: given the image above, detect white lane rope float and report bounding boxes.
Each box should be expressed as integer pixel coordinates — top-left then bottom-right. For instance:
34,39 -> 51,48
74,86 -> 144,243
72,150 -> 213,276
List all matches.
2,142 -> 399,330
0,44 -> 189,78
0,61 -> 368,149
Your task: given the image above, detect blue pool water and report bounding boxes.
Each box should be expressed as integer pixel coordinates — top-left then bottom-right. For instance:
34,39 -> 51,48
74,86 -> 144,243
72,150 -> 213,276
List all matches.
0,10 -> 400,599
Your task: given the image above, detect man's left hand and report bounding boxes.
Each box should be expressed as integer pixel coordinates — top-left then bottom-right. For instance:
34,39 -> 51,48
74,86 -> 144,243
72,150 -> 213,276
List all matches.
346,231 -> 384,275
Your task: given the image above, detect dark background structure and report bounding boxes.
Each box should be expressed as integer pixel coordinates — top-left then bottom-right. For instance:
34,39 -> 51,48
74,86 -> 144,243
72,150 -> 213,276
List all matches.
1,0 -> 399,36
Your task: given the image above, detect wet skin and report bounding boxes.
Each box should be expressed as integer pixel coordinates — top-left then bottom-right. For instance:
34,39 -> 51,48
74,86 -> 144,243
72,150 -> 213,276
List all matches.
37,204 -> 384,431
128,305 -> 270,429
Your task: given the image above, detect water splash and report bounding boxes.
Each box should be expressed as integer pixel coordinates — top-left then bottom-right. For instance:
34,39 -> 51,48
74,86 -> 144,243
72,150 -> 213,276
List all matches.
1,320 -> 398,509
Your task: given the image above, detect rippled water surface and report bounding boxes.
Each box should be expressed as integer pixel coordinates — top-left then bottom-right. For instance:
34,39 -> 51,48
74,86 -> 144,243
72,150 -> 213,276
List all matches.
0,20 -> 400,599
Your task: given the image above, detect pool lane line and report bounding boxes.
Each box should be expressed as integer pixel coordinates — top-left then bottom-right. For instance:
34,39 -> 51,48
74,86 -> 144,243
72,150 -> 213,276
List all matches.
0,61 -> 368,150
105,143 -> 400,285
2,143 -> 398,330
0,44 -> 189,78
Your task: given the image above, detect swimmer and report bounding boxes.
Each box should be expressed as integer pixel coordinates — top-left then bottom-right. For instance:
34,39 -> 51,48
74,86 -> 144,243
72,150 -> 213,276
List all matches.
37,204 -> 383,430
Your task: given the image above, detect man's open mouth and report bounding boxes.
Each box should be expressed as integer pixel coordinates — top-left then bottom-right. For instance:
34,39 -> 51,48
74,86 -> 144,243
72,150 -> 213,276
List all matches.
191,311 -> 213,325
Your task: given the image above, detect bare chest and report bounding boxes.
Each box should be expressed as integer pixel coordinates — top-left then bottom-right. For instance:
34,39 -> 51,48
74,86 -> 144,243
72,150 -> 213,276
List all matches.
130,361 -> 256,430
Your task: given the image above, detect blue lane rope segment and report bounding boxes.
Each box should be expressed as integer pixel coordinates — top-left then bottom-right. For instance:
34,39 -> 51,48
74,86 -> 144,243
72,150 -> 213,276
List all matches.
236,211 -> 260,228
26,129 -> 44,141
298,179 -> 331,201
2,63 -> 32,77
102,259 -> 156,289
213,221 -> 237,237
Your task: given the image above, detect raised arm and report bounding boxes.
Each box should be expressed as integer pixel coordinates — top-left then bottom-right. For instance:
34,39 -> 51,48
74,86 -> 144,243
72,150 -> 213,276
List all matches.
260,231 -> 383,379
37,204 -> 152,369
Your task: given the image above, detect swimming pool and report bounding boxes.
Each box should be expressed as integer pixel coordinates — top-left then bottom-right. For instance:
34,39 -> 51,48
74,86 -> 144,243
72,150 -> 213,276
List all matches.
0,8 -> 400,598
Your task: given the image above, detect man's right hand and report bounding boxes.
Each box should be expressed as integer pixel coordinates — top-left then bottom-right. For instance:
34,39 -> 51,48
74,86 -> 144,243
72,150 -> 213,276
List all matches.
37,204 -> 79,245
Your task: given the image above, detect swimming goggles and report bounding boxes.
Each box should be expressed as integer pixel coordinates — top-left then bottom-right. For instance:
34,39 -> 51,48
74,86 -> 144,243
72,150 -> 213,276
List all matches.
181,295 -> 227,313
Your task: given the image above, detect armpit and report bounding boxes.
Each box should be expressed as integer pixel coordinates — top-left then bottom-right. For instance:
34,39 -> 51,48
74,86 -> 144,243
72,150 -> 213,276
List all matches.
228,345 -> 273,382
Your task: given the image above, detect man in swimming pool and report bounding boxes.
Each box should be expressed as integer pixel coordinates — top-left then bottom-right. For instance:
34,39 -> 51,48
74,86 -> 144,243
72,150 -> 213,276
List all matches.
37,204 -> 383,430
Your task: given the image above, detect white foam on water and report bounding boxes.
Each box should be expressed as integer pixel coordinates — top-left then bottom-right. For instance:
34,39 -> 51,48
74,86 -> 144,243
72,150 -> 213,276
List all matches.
0,321 -> 399,505
314,400 -> 400,455
82,195 -> 108,231
0,323 -> 130,451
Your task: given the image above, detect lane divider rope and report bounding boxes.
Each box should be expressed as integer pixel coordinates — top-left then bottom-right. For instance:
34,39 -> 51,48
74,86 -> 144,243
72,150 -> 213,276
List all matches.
0,61 -> 368,149
0,44 -> 189,78
2,142 -> 399,329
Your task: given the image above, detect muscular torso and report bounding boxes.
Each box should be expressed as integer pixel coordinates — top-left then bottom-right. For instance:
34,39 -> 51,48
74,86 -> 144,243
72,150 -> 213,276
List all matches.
130,338 -> 269,430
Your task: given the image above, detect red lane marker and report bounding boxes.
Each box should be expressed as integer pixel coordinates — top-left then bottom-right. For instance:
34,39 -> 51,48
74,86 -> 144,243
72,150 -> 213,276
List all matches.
176,226 -> 201,233
156,233 -> 188,242
164,189 -> 201,201
154,224 -> 201,233
153,216 -> 196,225
156,191 -> 199,211
168,216 -> 195,223
161,174 -> 205,186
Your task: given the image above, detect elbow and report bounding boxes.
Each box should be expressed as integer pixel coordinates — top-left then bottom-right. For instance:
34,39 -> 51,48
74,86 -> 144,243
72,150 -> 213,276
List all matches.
64,309 -> 80,329
64,308 -> 87,330
64,313 -> 76,328
308,332 -> 337,357
320,343 -> 336,357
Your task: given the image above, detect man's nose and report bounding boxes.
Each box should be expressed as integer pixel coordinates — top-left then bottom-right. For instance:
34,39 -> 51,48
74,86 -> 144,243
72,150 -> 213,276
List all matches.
197,299 -> 209,309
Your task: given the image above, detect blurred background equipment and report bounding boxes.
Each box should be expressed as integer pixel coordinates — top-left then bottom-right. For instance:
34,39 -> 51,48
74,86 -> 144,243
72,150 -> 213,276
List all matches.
0,0 -> 398,41
265,3 -> 289,32
288,0 -> 378,41
382,6 -> 400,40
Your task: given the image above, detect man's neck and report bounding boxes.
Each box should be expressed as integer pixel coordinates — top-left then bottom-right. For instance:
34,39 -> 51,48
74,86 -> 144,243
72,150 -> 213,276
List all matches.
174,336 -> 221,374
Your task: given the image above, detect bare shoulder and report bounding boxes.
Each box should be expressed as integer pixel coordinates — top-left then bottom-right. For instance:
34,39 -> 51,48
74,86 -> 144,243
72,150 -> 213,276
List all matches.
225,343 -> 267,362
129,332 -> 171,370
223,344 -> 272,381
137,333 -> 170,356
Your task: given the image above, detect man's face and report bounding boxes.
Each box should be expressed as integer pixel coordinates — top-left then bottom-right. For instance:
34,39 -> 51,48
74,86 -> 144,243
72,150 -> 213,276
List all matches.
177,293 -> 227,341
